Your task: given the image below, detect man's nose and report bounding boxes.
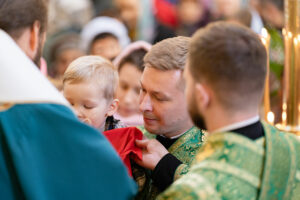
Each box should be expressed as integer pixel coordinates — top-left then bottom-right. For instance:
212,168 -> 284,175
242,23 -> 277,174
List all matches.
139,93 -> 153,112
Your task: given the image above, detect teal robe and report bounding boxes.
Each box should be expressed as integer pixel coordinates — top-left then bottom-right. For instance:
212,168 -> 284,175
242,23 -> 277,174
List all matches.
157,122 -> 300,200
0,103 -> 137,200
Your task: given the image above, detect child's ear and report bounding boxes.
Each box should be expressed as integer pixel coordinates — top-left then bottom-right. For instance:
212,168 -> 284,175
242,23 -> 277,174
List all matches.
106,99 -> 119,117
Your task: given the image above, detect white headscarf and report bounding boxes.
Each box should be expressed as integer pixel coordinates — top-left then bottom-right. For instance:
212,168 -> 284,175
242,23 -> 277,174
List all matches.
113,40 -> 152,67
0,29 -> 69,106
80,16 -> 131,52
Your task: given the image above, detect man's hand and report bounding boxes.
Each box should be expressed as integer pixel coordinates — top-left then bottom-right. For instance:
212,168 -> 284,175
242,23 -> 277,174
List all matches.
134,139 -> 169,170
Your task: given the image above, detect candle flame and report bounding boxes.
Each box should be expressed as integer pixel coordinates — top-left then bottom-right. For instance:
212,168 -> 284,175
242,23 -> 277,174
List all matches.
283,103 -> 287,110
267,111 -> 275,124
282,111 -> 287,122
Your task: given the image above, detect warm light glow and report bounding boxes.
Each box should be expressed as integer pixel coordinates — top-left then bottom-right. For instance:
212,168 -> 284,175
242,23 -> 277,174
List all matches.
267,112 -> 275,125
297,34 -> 300,41
294,38 -> 298,45
282,111 -> 287,122
277,0 -> 300,135
261,28 -> 269,38
282,28 -> 286,36
283,103 -> 287,110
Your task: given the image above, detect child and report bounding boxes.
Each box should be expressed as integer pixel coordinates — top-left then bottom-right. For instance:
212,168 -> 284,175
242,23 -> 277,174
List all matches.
80,16 -> 130,61
113,41 -> 151,126
63,55 -> 125,131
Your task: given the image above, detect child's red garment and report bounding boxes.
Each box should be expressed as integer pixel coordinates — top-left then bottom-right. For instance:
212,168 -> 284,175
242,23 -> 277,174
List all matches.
103,127 -> 143,176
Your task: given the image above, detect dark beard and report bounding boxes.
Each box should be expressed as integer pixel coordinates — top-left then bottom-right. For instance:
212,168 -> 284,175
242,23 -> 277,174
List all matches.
188,95 -> 207,130
189,109 -> 206,130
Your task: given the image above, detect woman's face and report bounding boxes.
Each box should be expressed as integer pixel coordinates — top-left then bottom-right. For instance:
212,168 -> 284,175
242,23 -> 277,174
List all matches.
116,62 -> 142,117
90,37 -> 121,61
115,0 -> 140,30
177,0 -> 204,25
215,0 -> 241,18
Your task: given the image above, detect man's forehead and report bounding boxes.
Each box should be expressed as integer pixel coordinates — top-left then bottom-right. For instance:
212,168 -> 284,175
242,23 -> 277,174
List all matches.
141,67 -> 184,93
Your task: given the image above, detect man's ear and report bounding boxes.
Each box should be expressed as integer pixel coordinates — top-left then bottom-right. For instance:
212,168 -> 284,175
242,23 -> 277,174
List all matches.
194,82 -> 210,110
28,21 -> 41,58
106,99 -> 119,117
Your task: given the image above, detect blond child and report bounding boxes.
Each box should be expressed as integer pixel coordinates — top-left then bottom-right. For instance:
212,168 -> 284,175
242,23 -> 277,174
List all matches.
63,55 -> 125,131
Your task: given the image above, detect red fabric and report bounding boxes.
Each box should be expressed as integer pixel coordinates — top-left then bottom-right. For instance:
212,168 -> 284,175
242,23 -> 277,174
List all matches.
103,127 -> 143,176
154,0 -> 178,28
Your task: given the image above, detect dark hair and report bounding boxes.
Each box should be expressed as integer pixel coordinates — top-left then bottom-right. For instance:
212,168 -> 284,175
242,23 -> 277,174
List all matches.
228,8 -> 252,28
119,48 -> 147,72
189,22 -> 267,109
0,0 -> 48,39
261,0 -> 284,12
49,33 -> 82,64
89,32 -> 118,51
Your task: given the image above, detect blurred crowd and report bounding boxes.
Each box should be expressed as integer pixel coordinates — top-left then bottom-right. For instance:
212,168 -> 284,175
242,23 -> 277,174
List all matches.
44,0 -> 284,123
2,1 -> 298,199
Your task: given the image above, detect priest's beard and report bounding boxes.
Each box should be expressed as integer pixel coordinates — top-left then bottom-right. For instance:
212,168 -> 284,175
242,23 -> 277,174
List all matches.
33,37 -> 43,67
188,94 -> 207,130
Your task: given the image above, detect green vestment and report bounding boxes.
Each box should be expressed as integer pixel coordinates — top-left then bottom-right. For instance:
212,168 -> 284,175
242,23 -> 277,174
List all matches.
134,126 -> 205,200
157,122 -> 300,200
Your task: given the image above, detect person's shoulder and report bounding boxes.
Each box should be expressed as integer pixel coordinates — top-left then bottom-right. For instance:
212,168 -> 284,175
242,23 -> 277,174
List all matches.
182,126 -> 206,144
157,169 -> 220,200
4,103 -> 105,141
263,122 -> 300,144
8,103 -> 73,116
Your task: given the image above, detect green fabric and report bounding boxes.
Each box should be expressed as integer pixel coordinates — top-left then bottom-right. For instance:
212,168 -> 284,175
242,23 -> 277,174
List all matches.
134,126 -> 205,200
268,28 -> 284,79
0,103 -> 137,200
157,122 -> 300,200
267,27 -> 284,104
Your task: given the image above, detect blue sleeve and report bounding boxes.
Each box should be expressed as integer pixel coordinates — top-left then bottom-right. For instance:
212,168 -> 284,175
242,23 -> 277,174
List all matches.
0,103 -> 137,200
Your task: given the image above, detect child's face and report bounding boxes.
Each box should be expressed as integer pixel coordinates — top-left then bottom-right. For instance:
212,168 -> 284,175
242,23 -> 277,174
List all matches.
63,80 -> 110,130
55,49 -> 84,77
117,63 -> 142,117
90,37 -> 121,61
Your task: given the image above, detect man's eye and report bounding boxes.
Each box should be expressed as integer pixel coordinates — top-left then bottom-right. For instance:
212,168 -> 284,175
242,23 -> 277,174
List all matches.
154,96 -> 167,101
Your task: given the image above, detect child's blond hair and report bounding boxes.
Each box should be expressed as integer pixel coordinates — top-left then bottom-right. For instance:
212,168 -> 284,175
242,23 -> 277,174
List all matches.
63,56 -> 118,101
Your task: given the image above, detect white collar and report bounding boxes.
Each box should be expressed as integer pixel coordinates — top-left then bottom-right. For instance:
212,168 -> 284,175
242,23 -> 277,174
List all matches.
211,115 -> 260,134
167,131 -> 186,139
0,30 -> 69,107
161,127 -> 193,139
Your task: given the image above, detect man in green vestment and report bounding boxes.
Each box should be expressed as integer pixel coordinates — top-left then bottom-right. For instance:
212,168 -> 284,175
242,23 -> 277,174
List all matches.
132,37 -> 205,199
0,0 -> 137,199
158,22 -> 300,200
